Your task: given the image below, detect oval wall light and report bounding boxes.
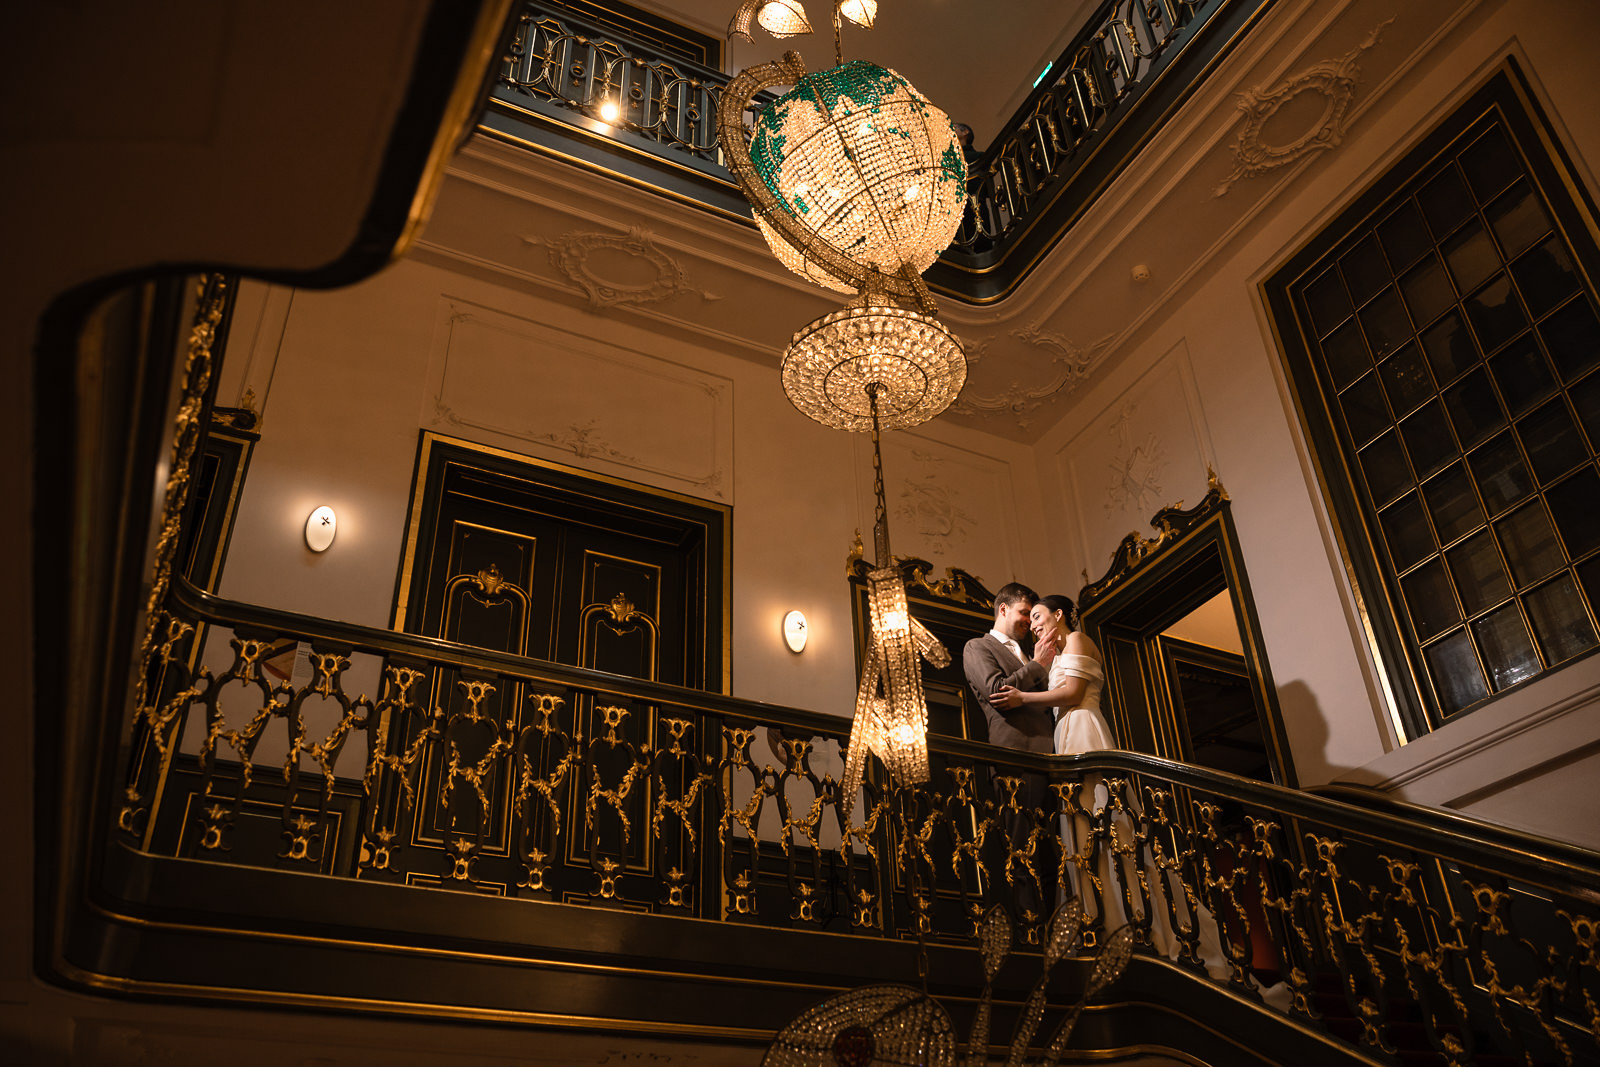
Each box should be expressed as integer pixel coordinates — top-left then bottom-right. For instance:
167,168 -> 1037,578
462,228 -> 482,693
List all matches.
782,609 -> 808,653
305,505 -> 337,552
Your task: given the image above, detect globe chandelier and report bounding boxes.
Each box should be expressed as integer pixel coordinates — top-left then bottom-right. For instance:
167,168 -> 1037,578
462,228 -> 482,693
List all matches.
719,2 -> 963,816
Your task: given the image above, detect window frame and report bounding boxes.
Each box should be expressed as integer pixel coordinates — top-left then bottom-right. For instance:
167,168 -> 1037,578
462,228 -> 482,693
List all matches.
1264,62 -> 1600,738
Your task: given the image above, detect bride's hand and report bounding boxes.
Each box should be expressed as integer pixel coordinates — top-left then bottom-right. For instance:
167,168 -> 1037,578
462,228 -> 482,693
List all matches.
990,685 -> 1025,709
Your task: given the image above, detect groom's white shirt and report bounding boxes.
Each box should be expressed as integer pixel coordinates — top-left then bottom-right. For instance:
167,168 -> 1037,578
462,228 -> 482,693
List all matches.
987,627 -> 1023,663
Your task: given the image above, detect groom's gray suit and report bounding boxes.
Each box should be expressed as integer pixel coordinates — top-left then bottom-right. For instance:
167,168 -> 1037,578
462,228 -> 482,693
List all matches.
963,635 -> 1053,753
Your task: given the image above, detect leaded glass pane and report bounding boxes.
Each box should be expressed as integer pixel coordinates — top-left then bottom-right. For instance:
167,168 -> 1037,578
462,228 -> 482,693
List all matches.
1403,558 -> 1459,639
1467,431 -> 1534,515
1305,266 -> 1351,337
1422,311 -> 1478,387
1381,492 -> 1435,573
1322,319 -> 1371,388
1572,370 -> 1600,449
1471,603 -> 1540,691
1378,200 -> 1431,271
1511,236 -> 1576,319
1460,125 -> 1522,203
1379,343 -> 1434,417
1340,235 -> 1390,306
1447,529 -> 1510,616
1361,288 -> 1413,362
1444,366 -> 1505,447
1444,219 -> 1501,296
1490,333 -> 1556,415
1579,557 -> 1600,619
1524,574 -> 1597,665
1401,399 -> 1456,479
1517,397 -> 1587,483
1546,466 -> 1600,559
1400,255 -> 1456,329
1497,500 -> 1564,585
1360,431 -> 1412,505
1423,463 -> 1483,545
1341,373 -> 1390,447
1420,166 -> 1474,237
1485,180 -> 1551,260
1540,297 -> 1600,382
1424,630 -> 1488,715
1465,275 -> 1528,356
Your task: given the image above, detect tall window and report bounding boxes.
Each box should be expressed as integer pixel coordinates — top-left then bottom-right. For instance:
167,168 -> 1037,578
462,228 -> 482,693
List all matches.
1268,66 -> 1600,735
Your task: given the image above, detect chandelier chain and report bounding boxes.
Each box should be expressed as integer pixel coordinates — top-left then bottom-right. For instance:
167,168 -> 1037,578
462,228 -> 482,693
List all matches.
868,382 -> 891,566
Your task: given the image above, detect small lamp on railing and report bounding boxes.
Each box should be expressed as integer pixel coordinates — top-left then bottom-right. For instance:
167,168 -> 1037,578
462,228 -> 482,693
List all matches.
599,97 -> 620,123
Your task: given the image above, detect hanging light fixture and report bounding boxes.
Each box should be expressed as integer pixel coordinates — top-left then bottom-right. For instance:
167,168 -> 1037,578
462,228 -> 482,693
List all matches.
728,0 -> 814,41
838,0 -> 877,29
719,3 -> 961,818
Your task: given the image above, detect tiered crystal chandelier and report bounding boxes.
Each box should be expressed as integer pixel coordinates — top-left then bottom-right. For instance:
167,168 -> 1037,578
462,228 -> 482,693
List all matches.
720,2 -> 963,818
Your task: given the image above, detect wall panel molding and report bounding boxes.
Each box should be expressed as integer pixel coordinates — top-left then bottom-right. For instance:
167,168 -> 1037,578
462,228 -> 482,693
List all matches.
423,296 -> 733,501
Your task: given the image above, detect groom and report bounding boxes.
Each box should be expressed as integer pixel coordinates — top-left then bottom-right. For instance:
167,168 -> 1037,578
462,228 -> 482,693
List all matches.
963,581 -> 1059,923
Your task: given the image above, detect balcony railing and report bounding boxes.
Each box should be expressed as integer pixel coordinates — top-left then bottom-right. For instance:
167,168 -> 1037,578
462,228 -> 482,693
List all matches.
482,0 -> 1271,301
113,575 -> 1600,1063
50,277 -> 1600,1063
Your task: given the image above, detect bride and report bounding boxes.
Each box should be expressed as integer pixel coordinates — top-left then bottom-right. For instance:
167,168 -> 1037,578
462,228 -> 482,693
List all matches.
990,595 -> 1235,981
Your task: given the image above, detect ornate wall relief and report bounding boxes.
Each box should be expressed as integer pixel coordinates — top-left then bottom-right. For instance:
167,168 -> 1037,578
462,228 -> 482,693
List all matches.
1054,343 -> 1214,581
859,434 -> 1022,589
949,322 -> 1116,425
424,297 -> 732,501
524,225 -> 721,309
897,450 -> 977,550
1214,19 -> 1393,197
1104,403 -> 1168,515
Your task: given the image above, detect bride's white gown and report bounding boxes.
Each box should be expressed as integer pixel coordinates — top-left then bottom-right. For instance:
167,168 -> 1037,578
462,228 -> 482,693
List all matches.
1051,653 -> 1234,982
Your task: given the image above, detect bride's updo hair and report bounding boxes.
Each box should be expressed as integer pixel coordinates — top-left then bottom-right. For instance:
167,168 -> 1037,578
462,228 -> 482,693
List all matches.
1039,594 -> 1077,631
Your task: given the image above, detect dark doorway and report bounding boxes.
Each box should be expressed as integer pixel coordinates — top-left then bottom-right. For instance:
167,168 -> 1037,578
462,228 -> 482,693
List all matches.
394,432 -> 728,689
1078,483 -> 1296,787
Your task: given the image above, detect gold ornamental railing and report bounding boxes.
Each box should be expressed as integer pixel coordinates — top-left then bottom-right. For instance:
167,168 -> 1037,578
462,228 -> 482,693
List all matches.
115,571 -> 1600,1064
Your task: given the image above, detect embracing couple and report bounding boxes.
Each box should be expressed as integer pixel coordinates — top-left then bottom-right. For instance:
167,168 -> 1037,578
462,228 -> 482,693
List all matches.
960,581 -> 1113,924
962,581 -> 1113,764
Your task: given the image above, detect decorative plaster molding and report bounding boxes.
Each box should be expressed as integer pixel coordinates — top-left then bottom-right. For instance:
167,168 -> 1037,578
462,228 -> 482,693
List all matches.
524,225 -> 721,309
1214,19 -> 1393,198
528,418 -> 639,463
897,451 -> 975,549
1104,403 -> 1168,514
949,323 -> 1116,425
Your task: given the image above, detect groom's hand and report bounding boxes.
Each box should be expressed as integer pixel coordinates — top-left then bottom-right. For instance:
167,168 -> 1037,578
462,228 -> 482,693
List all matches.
1033,632 -> 1061,663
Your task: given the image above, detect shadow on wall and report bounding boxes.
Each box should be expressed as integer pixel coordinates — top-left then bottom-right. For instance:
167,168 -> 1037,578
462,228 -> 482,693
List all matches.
1273,679 -> 1349,787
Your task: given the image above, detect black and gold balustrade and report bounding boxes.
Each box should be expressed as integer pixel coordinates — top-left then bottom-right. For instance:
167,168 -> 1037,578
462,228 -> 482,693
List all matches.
481,0 -> 1273,303
108,574 -> 1600,1063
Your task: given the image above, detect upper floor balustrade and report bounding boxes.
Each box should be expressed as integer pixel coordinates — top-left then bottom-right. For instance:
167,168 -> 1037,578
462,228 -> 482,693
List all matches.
106,576 -> 1600,1060
484,0 -> 1273,302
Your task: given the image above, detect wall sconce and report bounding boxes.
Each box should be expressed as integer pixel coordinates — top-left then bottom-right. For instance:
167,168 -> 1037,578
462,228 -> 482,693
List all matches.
782,609 -> 808,653
305,505 -> 337,552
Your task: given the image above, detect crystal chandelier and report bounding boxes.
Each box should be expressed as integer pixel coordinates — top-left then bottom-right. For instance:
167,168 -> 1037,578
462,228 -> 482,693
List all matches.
720,3 -> 961,815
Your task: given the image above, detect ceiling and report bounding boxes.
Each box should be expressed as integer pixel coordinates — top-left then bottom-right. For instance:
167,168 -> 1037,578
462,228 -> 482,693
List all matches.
620,0 -> 1101,148
438,0 -> 1432,443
